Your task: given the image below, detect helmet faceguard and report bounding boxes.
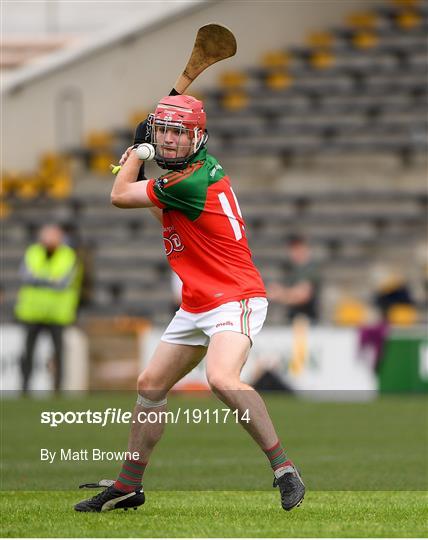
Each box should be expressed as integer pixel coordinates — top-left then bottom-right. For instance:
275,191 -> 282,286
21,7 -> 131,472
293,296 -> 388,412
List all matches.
149,95 -> 208,170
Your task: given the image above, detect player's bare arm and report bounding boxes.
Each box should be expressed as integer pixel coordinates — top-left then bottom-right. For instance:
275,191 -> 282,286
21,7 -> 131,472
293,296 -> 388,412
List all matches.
115,146 -> 162,222
111,149 -> 154,209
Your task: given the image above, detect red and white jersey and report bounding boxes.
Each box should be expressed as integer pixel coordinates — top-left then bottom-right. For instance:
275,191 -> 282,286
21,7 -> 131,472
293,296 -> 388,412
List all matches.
147,148 -> 266,313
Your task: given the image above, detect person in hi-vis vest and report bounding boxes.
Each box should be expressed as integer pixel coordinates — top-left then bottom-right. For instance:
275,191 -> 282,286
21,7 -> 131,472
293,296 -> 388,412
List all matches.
15,224 -> 82,392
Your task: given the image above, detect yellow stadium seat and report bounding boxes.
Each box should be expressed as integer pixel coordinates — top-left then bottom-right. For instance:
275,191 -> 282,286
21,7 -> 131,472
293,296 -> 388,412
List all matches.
334,298 -> 369,326
261,50 -> 292,69
346,11 -> 378,29
37,153 -> 73,198
387,304 -> 418,326
86,131 -> 113,149
310,51 -> 335,69
221,91 -> 249,111
40,152 -> 64,175
1,171 -> 19,197
90,152 -> 117,174
396,10 -> 422,29
45,173 -> 72,199
219,71 -> 248,89
265,71 -> 294,91
307,31 -> 335,49
16,177 -> 42,199
352,31 -> 379,49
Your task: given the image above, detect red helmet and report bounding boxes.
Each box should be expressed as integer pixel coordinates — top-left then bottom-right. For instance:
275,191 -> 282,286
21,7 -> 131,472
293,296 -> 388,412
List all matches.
154,95 -> 206,131
150,95 -> 208,170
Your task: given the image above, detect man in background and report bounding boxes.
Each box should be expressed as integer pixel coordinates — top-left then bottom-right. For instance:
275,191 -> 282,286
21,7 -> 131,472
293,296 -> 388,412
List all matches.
14,224 -> 81,392
267,234 -> 320,323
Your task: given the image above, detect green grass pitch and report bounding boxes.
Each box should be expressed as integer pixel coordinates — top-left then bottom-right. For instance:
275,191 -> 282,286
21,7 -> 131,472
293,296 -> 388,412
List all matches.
1,393 -> 427,537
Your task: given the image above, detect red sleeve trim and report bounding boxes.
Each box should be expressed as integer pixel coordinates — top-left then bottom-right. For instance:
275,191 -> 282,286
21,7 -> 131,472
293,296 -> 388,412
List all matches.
146,179 -> 166,209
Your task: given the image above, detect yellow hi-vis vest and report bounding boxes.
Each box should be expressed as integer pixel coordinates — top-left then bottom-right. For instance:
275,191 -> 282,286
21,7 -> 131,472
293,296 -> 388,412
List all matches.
15,243 -> 81,325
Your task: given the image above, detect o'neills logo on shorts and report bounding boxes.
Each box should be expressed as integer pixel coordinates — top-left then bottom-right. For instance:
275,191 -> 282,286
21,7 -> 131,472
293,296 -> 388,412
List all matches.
216,321 -> 234,328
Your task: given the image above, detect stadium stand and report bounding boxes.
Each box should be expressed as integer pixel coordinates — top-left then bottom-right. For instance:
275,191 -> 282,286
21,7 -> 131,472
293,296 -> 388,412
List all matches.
202,2 -> 427,163
1,0 -> 426,327
1,183 -> 426,325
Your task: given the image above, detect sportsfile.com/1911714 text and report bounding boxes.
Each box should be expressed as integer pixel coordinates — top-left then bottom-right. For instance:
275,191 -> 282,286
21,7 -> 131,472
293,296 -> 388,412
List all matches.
40,408 -> 251,428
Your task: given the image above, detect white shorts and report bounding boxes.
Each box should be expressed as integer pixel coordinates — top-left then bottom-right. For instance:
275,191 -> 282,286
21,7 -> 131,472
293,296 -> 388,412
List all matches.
161,297 -> 268,347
